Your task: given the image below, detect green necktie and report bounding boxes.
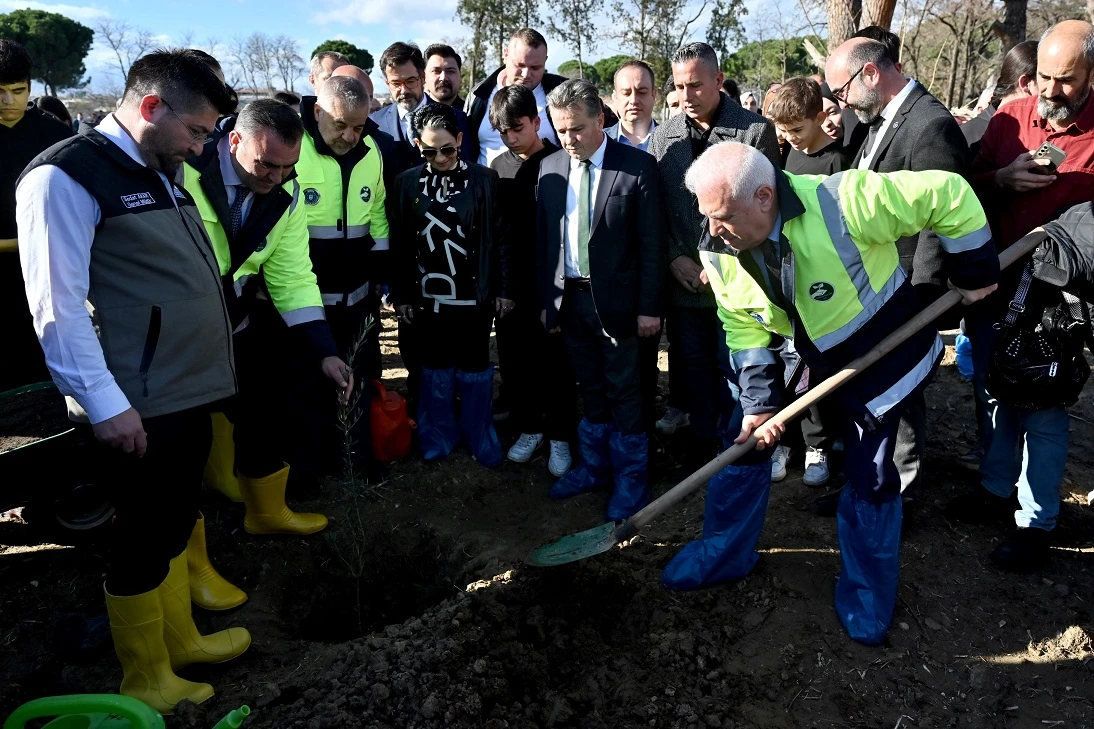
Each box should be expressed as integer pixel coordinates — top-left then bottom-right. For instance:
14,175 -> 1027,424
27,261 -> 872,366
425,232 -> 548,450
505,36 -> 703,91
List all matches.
577,159 -> 591,277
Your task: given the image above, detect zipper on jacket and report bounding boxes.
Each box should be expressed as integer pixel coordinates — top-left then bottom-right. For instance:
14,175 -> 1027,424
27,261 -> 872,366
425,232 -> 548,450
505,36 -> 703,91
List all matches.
139,305 -> 163,397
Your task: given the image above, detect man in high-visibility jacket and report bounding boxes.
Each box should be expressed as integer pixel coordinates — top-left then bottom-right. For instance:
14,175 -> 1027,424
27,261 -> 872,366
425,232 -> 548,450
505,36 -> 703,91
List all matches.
662,141 -> 999,645
181,99 -> 350,553
293,73 -> 390,478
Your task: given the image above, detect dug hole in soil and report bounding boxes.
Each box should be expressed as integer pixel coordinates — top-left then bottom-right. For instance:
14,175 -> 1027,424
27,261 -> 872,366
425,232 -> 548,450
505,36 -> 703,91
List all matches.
1,313 -> 1092,729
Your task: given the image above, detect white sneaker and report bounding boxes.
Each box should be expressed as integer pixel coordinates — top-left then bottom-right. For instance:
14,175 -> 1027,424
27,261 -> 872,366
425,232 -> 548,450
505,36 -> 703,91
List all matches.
771,445 -> 790,482
656,407 -> 690,435
507,433 -> 544,463
803,447 -> 830,487
548,440 -> 572,477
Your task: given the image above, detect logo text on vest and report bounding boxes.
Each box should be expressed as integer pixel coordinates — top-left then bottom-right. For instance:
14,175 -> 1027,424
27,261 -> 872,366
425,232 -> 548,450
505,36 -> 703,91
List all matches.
121,192 -> 156,209
304,188 -> 320,206
359,186 -> 371,202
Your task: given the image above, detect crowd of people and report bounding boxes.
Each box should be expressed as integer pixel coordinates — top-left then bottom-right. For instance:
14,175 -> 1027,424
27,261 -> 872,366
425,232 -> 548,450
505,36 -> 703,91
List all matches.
2,17 -> 1094,714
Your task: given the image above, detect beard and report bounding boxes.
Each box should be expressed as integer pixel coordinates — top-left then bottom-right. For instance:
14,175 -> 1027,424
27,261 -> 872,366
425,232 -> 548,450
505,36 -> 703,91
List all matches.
850,84 -> 884,124
139,124 -> 187,175
1039,85 -> 1090,122
397,90 -> 422,111
432,81 -> 454,101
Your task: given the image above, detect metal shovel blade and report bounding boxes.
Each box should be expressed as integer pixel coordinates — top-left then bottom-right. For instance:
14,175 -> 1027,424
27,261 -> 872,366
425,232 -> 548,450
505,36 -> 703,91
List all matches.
526,521 -> 621,566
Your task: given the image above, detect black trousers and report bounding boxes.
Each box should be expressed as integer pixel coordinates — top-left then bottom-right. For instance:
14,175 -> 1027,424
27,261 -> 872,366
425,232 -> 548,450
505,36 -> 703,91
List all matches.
416,303 -> 493,371
560,284 -> 643,435
223,326 -> 289,479
495,301 -> 577,442
0,254 -> 50,391
800,402 -> 838,452
282,301 -> 374,474
638,331 -> 661,434
668,305 -> 728,440
99,406 -> 212,596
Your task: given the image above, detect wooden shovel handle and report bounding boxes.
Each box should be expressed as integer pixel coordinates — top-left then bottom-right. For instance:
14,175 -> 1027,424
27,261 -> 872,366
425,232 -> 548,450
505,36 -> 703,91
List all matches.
622,228 -> 1047,536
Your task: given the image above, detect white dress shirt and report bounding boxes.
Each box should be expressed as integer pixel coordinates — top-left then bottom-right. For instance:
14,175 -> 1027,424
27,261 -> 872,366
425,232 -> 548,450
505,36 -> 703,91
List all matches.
477,81 -> 560,166
563,133 -> 608,278
857,78 -> 917,169
16,113 -> 179,424
218,135 -> 254,223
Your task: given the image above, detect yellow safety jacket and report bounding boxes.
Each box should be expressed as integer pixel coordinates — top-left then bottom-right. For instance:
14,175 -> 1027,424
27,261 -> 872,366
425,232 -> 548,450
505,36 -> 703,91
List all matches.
701,169 -> 997,418
295,129 -> 390,308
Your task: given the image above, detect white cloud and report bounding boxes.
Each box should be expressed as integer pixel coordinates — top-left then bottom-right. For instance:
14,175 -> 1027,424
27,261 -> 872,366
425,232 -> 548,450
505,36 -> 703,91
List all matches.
0,0 -> 109,21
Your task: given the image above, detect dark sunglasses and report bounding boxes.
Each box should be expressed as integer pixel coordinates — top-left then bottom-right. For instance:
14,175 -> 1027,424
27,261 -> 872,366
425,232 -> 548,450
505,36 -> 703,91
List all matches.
421,145 -> 457,160
831,65 -> 865,103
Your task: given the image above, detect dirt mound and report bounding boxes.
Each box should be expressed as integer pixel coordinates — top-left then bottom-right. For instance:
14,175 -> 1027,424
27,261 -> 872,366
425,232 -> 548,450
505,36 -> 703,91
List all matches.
0,386 -> 70,453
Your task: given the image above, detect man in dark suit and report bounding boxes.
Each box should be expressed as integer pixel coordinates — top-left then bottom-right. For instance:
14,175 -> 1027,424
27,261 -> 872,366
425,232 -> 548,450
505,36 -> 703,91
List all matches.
537,79 -> 666,522
821,37 -> 968,510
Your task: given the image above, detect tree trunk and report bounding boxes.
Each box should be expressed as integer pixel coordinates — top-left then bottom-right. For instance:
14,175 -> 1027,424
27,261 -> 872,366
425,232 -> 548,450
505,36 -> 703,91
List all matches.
861,0 -> 896,30
826,0 -> 859,48
992,0 -> 1027,51
1089,0 -> 1094,23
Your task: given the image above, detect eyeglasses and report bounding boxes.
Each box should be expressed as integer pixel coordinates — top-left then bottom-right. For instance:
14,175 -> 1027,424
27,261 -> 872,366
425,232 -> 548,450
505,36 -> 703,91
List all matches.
831,66 -> 865,103
160,99 -> 214,144
420,145 -> 457,160
387,76 -> 421,91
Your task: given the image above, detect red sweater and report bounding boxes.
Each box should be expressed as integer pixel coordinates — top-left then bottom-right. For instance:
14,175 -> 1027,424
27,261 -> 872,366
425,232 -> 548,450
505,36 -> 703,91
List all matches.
969,94 -> 1094,250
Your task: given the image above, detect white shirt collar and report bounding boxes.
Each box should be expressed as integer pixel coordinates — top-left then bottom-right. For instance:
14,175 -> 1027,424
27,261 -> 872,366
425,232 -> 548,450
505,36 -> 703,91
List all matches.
570,133 -> 608,170
396,95 -> 427,120
95,113 -> 149,168
217,136 -> 243,187
878,78 -> 917,123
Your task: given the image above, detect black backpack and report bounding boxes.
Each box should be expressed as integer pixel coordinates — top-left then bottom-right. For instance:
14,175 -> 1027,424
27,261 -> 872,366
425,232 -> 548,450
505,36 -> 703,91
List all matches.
988,261 -> 1093,410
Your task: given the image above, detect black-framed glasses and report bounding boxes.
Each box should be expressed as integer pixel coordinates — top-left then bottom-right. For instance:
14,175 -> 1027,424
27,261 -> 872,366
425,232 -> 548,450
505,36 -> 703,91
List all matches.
831,65 -> 865,103
160,98 -> 214,143
420,145 -> 457,160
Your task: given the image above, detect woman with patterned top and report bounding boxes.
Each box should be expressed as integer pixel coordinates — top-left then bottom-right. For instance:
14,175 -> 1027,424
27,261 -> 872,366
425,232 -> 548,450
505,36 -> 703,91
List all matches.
390,103 -> 513,466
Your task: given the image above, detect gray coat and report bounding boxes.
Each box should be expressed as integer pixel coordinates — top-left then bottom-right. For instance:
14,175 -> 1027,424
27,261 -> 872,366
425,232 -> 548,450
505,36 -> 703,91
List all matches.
649,98 -> 780,308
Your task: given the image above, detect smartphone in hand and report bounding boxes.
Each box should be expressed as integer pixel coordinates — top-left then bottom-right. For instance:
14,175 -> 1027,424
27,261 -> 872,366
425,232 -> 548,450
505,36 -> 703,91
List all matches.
1030,141 -> 1067,175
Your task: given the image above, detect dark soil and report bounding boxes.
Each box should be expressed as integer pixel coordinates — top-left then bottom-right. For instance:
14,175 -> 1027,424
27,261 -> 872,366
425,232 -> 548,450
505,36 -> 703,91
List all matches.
1,313 -> 1092,729
0,386 -> 71,453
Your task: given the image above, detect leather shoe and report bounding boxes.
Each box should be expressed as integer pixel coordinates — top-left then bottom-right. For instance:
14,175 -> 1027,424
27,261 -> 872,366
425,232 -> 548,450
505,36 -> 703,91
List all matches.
944,486 -> 1014,524
810,487 -> 843,517
990,528 -> 1051,573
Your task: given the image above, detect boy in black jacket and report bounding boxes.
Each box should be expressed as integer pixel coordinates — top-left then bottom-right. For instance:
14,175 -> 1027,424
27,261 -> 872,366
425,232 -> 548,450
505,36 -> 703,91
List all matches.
488,85 -> 576,478
768,78 -> 851,176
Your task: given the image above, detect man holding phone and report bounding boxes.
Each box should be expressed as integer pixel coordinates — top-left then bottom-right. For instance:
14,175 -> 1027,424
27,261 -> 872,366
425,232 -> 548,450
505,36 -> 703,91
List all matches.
953,18 -> 1094,571
970,19 -> 1094,251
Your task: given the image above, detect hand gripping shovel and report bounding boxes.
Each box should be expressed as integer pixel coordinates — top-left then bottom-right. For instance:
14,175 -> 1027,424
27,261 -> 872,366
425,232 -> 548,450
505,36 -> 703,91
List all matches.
527,229 -> 1047,567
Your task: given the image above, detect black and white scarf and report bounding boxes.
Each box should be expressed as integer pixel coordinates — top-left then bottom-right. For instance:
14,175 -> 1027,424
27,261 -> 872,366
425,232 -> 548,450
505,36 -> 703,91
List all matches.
417,160 -> 477,310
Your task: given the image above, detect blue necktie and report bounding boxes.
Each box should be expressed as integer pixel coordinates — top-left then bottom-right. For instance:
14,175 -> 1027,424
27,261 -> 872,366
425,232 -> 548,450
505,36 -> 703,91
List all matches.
229,184 -> 248,238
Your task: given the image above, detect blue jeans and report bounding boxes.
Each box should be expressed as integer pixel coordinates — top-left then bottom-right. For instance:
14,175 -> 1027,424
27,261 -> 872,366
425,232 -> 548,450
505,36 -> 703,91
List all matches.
981,402 -> 1069,530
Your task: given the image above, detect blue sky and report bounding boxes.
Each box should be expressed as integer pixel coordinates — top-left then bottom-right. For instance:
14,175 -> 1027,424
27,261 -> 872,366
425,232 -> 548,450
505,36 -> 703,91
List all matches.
2,0 -> 787,95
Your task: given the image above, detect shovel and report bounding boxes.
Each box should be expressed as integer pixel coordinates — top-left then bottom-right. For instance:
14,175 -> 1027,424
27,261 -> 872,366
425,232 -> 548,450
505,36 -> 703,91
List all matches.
527,228 -> 1048,567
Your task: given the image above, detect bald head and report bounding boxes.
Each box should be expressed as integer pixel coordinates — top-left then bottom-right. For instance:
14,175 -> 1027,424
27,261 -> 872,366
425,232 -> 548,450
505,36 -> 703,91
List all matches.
1037,20 -> 1094,126
685,142 -> 777,253
332,64 -> 375,98
825,37 -> 905,124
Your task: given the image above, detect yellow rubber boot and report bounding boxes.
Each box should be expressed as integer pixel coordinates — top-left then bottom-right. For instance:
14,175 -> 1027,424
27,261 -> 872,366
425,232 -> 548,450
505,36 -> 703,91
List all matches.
187,513 -> 247,611
203,412 -> 243,502
160,552 -> 251,671
239,465 -> 328,535
104,584 -> 214,715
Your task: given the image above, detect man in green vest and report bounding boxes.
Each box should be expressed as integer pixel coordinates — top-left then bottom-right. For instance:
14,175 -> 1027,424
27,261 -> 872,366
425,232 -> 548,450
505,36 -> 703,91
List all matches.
181,98 -> 350,539
662,141 -> 999,646
293,73 -> 390,478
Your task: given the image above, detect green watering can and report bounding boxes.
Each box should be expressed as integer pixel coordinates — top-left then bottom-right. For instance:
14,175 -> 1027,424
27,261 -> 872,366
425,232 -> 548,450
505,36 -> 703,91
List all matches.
3,695 -> 250,729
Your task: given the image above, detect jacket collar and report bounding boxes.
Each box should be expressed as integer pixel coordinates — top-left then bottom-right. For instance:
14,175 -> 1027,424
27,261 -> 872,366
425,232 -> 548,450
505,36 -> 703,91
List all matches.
696,171 -> 803,256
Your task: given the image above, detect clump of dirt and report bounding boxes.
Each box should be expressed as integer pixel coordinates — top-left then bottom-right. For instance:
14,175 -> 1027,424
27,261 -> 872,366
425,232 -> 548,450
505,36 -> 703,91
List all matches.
0,387 -> 70,453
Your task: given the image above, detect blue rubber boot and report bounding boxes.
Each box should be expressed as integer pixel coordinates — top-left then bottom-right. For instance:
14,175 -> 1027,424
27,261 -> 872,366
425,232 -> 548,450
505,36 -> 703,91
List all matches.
661,462 -> 771,590
834,486 -> 902,646
550,419 -> 613,499
456,366 -> 503,467
418,368 -> 458,461
606,431 -> 651,521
